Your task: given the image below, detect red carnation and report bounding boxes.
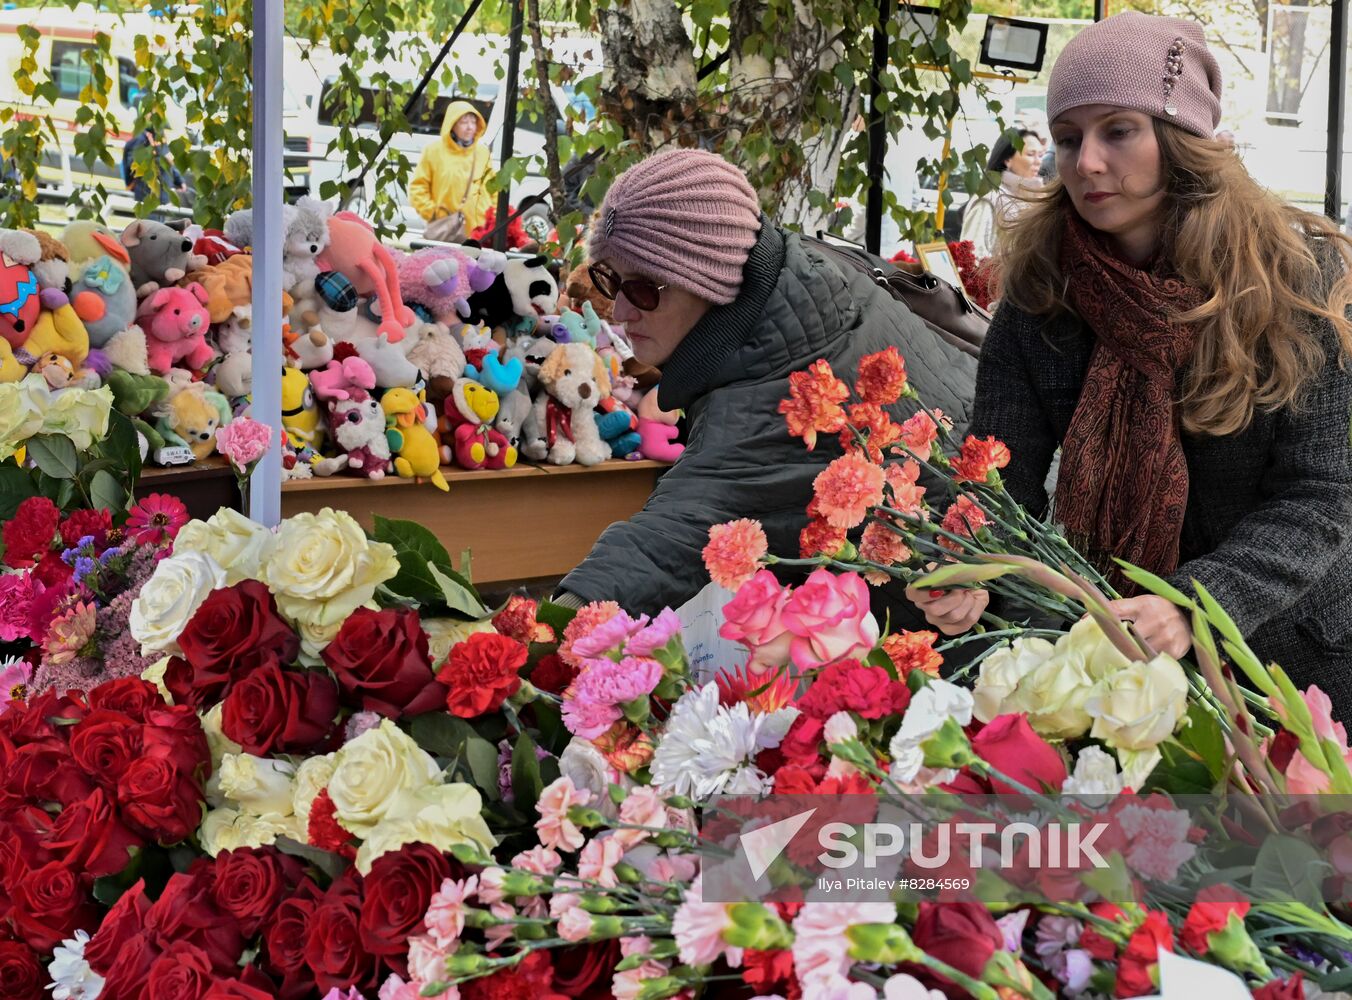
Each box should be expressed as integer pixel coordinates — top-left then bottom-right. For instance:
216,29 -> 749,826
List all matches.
529,653 -> 578,695
795,660 -> 910,721
307,789 -> 357,859
1116,909 -> 1174,998
1252,975 -> 1307,1000
0,941 -> 44,1000
799,517 -> 848,559
742,948 -> 795,995
3,497 -> 60,568
855,345 -> 908,406
939,494 -> 992,549
437,632 -> 527,718
493,595 -> 556,645
463,949 -> 563,1000
221,662 -> 337,755
322,607 -> 444,718
59,507 -> 113,550
778,714 -> 826,768
1181,884 -> 1250,953
172,582 -> 300,708
951,434 -> 1012,484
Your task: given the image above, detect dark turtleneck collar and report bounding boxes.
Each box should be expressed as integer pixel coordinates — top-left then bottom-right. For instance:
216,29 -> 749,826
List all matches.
657,217 -> 786,413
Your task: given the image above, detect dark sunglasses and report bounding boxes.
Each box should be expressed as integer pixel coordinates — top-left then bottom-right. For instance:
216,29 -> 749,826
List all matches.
588,262 -> 668,311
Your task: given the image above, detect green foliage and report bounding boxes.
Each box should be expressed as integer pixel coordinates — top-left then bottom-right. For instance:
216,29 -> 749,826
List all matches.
371,515 -> 485,615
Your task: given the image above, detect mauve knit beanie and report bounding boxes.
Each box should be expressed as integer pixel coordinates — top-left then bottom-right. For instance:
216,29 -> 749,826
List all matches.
1046,11 -> 1222,139
587,148 -> 763,306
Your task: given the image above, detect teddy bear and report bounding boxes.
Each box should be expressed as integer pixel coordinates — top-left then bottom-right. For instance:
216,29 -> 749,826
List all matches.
137,283 -> 213,375
32,350 -> 100,392
155,383 -> 231,461
439,376 -> 515,471
121,219 -> 206,297
326,390 -> 390,479
523,341 -> 612,467
406,320 -> 467,398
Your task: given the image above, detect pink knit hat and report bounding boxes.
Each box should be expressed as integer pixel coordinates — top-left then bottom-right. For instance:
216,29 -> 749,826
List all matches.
587,149 -> 763,306
1046,12 -> 1222,139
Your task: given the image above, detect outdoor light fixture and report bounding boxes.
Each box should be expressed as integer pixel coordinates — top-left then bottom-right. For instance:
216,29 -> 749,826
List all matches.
980,16 -> 1049,74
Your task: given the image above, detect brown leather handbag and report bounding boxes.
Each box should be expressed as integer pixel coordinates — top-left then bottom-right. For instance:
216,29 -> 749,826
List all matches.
808,235 -> 990,359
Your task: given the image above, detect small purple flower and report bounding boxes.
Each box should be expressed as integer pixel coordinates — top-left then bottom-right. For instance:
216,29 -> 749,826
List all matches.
61,547 -> 79,567
76,535 -> 95,550
624,608 -> 683,658
73,556 -> 97,580
997,909 -> 1030,952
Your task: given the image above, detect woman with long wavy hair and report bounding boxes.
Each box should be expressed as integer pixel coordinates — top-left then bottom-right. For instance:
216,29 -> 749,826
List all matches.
906,11 -> 1352,717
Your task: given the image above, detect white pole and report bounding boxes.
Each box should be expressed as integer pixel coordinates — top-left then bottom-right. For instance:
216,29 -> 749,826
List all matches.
249,0 -> 283,526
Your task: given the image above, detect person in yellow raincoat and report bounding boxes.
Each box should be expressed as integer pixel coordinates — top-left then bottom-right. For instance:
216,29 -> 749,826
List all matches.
409,100 -> 495,230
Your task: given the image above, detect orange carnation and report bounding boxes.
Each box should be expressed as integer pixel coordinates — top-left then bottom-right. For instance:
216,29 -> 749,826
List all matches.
951,435 -> 1012,484
812,452 -> 886,530
898,408 -> 950,457
779,360 -> 849,450
842,403 -> 903,462
593,721 -> 655,773
939,494 -> 992,550
859,521 -> 912,585
883,459 -> 926,518
703,519 -> 768,590
855,346 -> 908,405
799,518 -> 848,559
882,630 -> 943,678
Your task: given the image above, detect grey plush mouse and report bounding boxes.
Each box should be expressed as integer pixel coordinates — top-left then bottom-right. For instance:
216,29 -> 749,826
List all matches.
121,219 -> 203,296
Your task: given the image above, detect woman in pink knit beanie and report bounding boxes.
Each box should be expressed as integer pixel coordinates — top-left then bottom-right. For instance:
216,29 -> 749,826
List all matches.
556,147 -> 981,618
908,12 -> 1352,720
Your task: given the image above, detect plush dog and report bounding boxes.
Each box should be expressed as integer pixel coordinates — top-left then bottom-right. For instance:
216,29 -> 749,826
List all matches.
523,341 -> 611,467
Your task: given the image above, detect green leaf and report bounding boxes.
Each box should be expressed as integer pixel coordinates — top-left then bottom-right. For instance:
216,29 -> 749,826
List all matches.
26,435 -> 79,479
1251,835 -> 1329,910
1113,561 -> 1194,608
1320,965 -> 1352,991
0,464 -> 37,520
465,735 -> 500,800
1180,702 -> 1227,780
101,410 -> 143,484
537,600 -> 578,636
272,836 -> 350,882
409,713 -> 480,757
429,563 -> 486,619
90,469 -> 125,512
457,547 -> 473,583
1141,740 -> 1215,794
511,731 -> 544,815
530,697 -> 568,755
372,516 -> 455,601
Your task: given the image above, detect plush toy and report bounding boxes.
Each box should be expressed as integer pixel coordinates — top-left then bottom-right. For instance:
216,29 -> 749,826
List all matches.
565,264 -> 614,323
22,230 -> 70,293
310,353 -> 377,404
70,254 -> 138,349
156,383 -> 230,461
105,370 -> 168,458
466,253 -> 558,336
32,350 -> 99,391
194,230 -> 242,266
439,377 -> 515,471
317,212 -> 414,343
284,198 -> 331,290
137,283 -> 213,375
464,351 -> 523,397
121,219 -> 205,296
60,221 -> 127,268
493,388 -> 533,454
406,321 -> 467,404
327,391 -> 390,479
0,229 -> 42,350
21,290 -> 91,367
360,330 -> 420,389
395,245 -> 497,325
594,396 -> 642,460
503,333 -> 557,395
212,352 -> 253,410
552,301 -> 606,348
637,387 -> 685,463
523,341 -> 612,467
193,254 -> 254,325
281,364 -> 324,455
382,386 -> 448,491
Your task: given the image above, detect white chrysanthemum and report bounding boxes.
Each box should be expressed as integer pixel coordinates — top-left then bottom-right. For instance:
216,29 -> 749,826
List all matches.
887,679 -> 973,783
650,682 -> 798,799
49,930 -> 104,1000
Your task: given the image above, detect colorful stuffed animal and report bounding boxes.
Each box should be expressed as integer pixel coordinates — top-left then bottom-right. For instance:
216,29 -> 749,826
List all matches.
61,221 -> 128,268
465,253 -> 557,337
637,387 -> 685,463
382,386 -> 448,491
194,230 -> 242,266
105,370 -> 168,458
281,364 -> 324,455
121,219 -> 205,296
156,384 -> 230,461
395,245 -> 497,324
439,377 -> 516,471
327,391 -> 390,479
493,388 -> 533,454
552,301 -> 605,348
32,351 -> 98,391
0,229 -> 42,350
70,253 -> 138,349
137,283 -> 213,375
523,341 -> 612,467
594,396 -> 642,459
317,212 -> 414,343
464,351 -> 523,397
23,230 -> 71,293
310,353 -> 377,404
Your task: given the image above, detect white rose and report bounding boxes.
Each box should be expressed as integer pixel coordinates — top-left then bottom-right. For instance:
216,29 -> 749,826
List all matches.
199,703 -> 242,772
1061,746 -> 1125,803
219,753 -> 297,816
355,782 -> 497,874
294,613 -> 352,660
327,719 -> 441,836
129,550 -> 227,655
173,508 -> 277,585
141,656 -> 173,702
0,377 -> 49,461
558,738 -> 618,818
973,636 -> 1055,723
1059,617 -> 1133,680
42,384 -> 112,452
262,508 -> 399,647
1009,649 -> 1097,740
292,752 -> 337,826
1087,653 -> 1189,751
198,807 -> 294,857
422,617 -> 496,665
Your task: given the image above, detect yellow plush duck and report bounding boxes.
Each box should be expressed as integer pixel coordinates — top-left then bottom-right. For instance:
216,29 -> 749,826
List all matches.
23,301 -> 90,367
382,387 -> 449,492
0,339 -> 25,383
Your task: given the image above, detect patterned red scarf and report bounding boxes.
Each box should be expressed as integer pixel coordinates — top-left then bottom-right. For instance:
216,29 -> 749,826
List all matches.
1054,216 -> 1204,590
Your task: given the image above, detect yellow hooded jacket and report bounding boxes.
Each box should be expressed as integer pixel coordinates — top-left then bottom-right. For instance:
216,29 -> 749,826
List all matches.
409,100 -> 495,229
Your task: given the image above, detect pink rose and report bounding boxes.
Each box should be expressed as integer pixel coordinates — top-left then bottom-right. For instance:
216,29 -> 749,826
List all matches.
720,570 -> 791,649
215,418 -> 274,472
781,569 -> 879,670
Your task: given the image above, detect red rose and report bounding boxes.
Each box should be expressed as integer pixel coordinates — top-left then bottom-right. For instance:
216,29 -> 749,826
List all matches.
0,941 -> 43,1000
303,871 -> 378,994
221,662 -> 338,755
437,632 -> 527,718
547,941 -> 619,1000
59,507 -> 113,550
69,709 -> 144,786
1252,975 -> 1307,1000
211,847 -> 305,939
795,661 -> 910,720
45,788 -> 142,877
172,582 -> 300,708
971,714 -> 1067,795
2,497 -> 59,568
911,901 -> 1003,989
86,879 -> 150,974
144,870 -> 244,973
87,677 -> 167,721
144,940 -> 214,1000
141,705 -> 211,777
322,607 -> 445,718
99,930 -> 161,1000
359,842 -> 452,963
0,688 -> 86,744
117,757 -> 205,845
9,861 -> 100,951
202,980 -> 277,1000
529,652 -> 578,695
1181,884 -> 1250,953
263,877 -> 321,991
7,740 -> 95,806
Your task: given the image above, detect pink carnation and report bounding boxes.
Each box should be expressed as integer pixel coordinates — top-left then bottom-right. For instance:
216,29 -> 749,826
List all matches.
557,907 -> 594,943
625,608 -> 683,657
812,452 -> 886,530
0,573 -> 34,643
563,657 -> 663,739
405,934 -> 454,993
560,601 -> 624,669
1116,801 -> 1197,882
703,519 -> 768,591
512,845 -> 562,875
536,776 -> 592,852
423,875 -> 478,949
215,416 -> 274,472
792,900 -> 897,993
571,609 -> 649,659
671,876 -> 741,967
577,835 -> 624,888
615,786 -> 669,849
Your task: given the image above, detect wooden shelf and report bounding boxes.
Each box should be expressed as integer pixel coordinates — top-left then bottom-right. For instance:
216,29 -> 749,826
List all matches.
281,459 -> 669,491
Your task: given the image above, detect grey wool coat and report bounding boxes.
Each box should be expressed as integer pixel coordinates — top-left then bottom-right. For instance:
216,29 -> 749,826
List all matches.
969,301 -> 1352,719
559,220 -> 979,617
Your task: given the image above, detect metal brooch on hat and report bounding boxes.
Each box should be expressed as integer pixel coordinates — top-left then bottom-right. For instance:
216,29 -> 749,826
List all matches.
1162,36 -> 1186,117
605,209 -> 617,238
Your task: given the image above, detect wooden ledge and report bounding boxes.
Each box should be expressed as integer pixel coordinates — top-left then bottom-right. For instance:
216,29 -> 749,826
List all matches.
280,459 -> 670,492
